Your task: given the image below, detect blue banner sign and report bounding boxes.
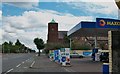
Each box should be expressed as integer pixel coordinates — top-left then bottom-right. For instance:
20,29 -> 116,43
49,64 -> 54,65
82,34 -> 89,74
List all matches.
83,52 -> 92,56
54,50 -> 59,61
96,18 -> 120,28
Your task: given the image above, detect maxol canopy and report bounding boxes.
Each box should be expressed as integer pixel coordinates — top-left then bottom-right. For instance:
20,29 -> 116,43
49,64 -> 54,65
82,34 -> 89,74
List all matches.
67,18 -> 120,37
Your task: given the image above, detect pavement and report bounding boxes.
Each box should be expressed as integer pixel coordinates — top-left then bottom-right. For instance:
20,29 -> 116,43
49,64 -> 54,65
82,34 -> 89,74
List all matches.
2,53 -> 103,74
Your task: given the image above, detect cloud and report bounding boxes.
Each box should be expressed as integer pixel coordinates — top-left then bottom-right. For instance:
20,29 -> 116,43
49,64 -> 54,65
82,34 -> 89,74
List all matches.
0,10 -> 2,44
0,10 -> 1,17
2,0 -> 39,2
65,1 -> 118,18
2,10 -> 94,50
3,0 -> 39,9
39,0 -> 116,2
2,0 -> 116,2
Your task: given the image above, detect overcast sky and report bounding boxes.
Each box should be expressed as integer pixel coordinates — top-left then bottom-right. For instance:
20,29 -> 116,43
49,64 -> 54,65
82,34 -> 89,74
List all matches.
1,0 -> 119,51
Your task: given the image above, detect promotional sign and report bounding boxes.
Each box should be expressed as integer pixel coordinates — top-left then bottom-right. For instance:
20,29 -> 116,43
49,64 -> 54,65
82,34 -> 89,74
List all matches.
58,50 -> 61,63
49,50 -> 54,60
65,48 -> 70,64
54,50 -> 59,61
96,18 -> 120,28
60,48 -> 66,66
60,48 -> 70,66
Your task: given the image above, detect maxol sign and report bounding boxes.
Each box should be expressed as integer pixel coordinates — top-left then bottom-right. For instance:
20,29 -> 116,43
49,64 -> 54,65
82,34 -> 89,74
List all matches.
96,18 -> 120,28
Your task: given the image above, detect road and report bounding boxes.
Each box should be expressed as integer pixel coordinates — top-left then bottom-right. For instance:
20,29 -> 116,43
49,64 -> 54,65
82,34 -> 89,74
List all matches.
2,53 -> 35,73
2,53 -> 103,74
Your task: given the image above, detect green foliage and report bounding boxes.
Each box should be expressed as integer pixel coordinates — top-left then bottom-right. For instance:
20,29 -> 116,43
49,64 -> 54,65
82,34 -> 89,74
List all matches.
34,38 -> 45,56
2,42 -> 9,53
45,43 -> 69,50
2,39 -> 35,53
64,34 -> 70,44
44,49 -> 49,54
71,42 -> 90,50
34,38 -> 44,50
15,39 -> 22,46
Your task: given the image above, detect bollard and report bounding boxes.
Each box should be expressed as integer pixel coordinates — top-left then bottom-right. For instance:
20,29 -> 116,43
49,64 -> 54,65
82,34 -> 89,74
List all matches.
103,63 -> 109,74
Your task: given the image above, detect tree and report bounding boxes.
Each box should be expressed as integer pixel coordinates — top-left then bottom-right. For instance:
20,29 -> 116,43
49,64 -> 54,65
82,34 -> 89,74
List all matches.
63,34 -> 70,48
15,39 -> 22,46
9,41 -> 13,46
34,38 -> 44,56
8,41 -> 13,53
15,39 -> 22,53
2,42 -> 9,53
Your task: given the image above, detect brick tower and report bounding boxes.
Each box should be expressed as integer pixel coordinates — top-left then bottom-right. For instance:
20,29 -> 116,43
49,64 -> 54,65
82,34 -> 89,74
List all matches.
47,19 -> 58,43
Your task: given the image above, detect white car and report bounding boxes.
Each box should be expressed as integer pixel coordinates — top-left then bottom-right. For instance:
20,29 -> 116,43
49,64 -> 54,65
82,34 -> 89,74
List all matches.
70,53 -> 83,58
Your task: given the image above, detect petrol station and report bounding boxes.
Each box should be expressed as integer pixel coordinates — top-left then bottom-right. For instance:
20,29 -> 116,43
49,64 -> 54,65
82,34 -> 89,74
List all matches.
67,18 -> 120,73
48,1 -> 120,72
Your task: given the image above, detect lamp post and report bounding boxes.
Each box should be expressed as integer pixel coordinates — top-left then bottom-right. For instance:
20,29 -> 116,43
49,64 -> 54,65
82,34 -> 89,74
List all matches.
70,38 -> 72,50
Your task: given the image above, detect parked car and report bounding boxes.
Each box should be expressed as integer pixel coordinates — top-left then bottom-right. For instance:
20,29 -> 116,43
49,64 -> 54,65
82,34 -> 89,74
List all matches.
70,53 -> 83,58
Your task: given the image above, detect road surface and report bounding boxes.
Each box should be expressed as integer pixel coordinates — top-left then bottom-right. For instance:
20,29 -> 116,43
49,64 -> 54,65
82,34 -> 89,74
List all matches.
2,53 -> 35,73
2,53 -> 103,74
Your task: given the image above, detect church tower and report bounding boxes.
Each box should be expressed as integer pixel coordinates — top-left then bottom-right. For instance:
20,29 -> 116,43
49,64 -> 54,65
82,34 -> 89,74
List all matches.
47,19 -> 58,43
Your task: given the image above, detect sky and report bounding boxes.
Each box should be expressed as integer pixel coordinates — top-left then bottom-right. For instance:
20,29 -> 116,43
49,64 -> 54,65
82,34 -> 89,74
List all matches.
1,0 -> 119,51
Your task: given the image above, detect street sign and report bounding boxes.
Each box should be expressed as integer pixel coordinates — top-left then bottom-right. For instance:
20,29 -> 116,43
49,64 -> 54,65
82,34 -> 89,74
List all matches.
96,18 -> 120,28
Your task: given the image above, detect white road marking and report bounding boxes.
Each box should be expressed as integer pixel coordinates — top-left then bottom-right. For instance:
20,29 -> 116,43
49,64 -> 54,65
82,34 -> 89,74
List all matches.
63,68 -> 76,72
16,64 -> 21,67
36,54 -> 38,56
30,61 -> 35,68
22,61 -> 24,64
26,59 -> 29,62
5,68 -> 13,74
27,59 -> 29,61
23,67 -> 28,68
63,68 -> 71,72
